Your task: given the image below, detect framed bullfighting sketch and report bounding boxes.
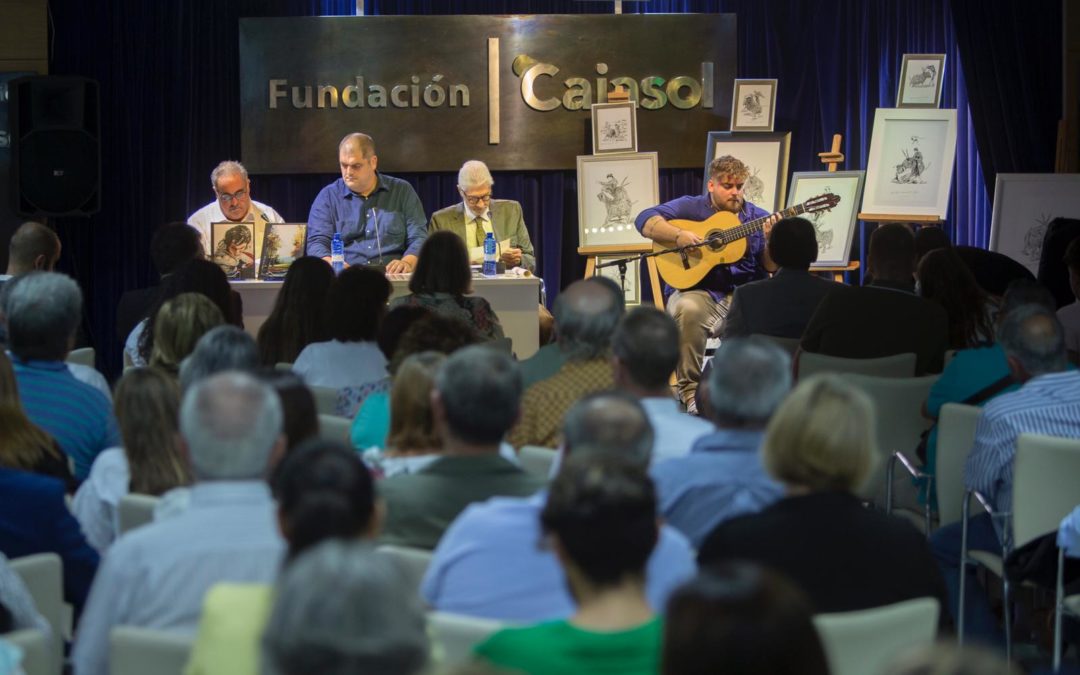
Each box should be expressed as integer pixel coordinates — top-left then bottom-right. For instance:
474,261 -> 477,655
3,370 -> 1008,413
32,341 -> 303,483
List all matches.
576,152 -> 658,253
861,108 -> 957,219
897,54 -> 946,108
787,171 -> 864,268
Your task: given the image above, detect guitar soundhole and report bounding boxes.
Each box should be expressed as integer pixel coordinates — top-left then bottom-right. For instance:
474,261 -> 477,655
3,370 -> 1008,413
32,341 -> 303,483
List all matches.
706,230 -> 725,251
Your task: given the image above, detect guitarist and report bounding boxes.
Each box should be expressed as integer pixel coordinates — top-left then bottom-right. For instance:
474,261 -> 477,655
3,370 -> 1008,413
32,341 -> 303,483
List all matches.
635,155 -> 779,413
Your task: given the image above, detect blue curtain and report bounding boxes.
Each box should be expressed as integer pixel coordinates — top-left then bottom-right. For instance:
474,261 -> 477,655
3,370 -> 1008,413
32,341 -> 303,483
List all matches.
43,0 -> 1054,379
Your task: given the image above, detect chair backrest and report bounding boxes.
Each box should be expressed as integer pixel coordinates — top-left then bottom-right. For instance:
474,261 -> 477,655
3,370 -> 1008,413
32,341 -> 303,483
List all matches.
840,374 -> 938,457
518,445 -> 558,479
427,611 -> 506,668
489,336 -> 513,355
798,351 -> 917,380
109,626 -> 193,675
934,403 -> 982,527
310,385 -> 340,416
749,333 -> 801,358
376,545 -> 433,595
318,413 -> 351,443
118,494 -> 160,536
2,628 -> 56,675
65,347 -> 95,368
813,597 -> 940,675
273,362 -> 293,372
1013,434 -> 1080,550
9,554 -> 64,645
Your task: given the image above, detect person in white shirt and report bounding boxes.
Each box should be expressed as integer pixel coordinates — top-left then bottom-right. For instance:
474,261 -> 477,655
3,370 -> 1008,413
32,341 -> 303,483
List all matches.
186,160 -> 283,257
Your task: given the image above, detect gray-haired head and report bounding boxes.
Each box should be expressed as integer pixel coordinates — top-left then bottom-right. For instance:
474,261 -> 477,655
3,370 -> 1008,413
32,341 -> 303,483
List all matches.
5,272 -> 82,361
261,540 -> 428,675
562,390 -> 654,467
434,345 -> 522,445
707,337 -> 792,428
997,304 -> 1067,377
553,278 -> 624,361
179,325 -> 260,391
457,160 -> 494,192
612,307 -> 680,392
179,371 -> 282,480
210,160 -> 249,190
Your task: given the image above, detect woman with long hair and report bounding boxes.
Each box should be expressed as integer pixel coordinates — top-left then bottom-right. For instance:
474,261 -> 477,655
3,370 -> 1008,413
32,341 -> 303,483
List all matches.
917,248 -> 996,349
256,257 -> 334,365
0,352 -> 72,487
71,367 -> 192,552
362,351 -> 446,477
148,293 -> 226,377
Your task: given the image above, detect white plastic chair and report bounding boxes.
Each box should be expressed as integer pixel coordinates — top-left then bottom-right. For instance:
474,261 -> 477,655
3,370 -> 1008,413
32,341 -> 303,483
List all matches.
2,628 -> 56,675
749,333 -> 800,358
109,626 -> 194,675
377,545 -> 433,595
310,385 -> 341,416
813,597 -> 940,675
117,494 -> 160,536
65,347 -> 95,368
427,611 -> 506,667
9,554 -> 65,645
933,403 -> 981,529
518,446 -> 558,480
273,362 -> 293,372
318,413 -> 351,443
797,351 -> 916,380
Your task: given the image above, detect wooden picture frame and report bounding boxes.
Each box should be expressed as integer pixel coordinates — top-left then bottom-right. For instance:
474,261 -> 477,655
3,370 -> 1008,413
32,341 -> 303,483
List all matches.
210,221 -> 256,280
787,171 -> 865,268
989,173 -> 1080,274
897,54 -> 946,108
703,131 -> 791,212
576,152 -> 659,253
861,108 -> 957,218
591,101 -> 638,155
731,79 -> 778,132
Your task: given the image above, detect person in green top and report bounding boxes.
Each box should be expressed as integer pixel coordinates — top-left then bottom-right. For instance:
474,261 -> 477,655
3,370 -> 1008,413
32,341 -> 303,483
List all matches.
475,455 -> 662,675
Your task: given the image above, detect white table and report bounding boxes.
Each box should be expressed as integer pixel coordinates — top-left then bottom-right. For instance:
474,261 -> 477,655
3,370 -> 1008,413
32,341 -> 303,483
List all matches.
232,274 -> 542,359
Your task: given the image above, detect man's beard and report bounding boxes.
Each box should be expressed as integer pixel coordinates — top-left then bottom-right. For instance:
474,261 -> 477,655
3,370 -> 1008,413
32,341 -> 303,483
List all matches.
712,193 -> 743,214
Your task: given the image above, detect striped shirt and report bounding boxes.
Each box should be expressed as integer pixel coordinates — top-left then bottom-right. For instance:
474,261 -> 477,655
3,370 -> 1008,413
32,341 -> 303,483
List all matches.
965,369 -> 1080,513
11,357 -> 119,480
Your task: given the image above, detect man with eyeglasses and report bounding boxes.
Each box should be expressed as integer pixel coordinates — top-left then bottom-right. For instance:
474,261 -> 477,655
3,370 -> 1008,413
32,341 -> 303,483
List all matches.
307,132 -> 426,274
187,160 -> 284,257
429,160 -> 535,272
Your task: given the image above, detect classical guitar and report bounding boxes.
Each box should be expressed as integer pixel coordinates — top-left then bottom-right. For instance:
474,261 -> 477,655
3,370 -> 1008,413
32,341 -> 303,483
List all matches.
653,193 -> 841,290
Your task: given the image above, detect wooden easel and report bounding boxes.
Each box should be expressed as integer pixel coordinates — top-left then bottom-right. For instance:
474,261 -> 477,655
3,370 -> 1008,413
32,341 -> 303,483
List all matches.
581,244 -> 665,310
811,134 -> 862,282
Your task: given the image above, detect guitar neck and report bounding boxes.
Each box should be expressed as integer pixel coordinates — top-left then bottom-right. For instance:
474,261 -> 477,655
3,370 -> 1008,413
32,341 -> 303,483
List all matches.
725,203 -> 808,241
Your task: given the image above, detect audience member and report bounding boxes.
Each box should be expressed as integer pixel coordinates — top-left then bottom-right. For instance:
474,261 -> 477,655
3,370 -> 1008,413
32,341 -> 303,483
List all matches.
651,337 -> 787,547
292,265 -> 391,414
116,222 -> 204,342
722,216 -> 837,339
699,375 -> 947,614
72,372 -> 286,675
128,258 -> 239,368
1058,237 -> 1080,363
662,563 -> 829,675
422,391 -> 696,622
187,440 -> 381,675
800,222 -> 949,374
6,272 -> 119,479
914,224 -> 952,263
179,325 -> 259,391
147,293 -> 225,377
611,307 -> 711,463
261,540 -> 428,675
255,256 -> 334,366
256,370 -> 319,459
507,278 -> 623,448
475,457 -> 662,675
930,304 -> 1080,645
72,367 -> 192,553
0,552 -> 51,638
953,245 -> 1036,298
390,231 -> 505,340
917,248 -> 996,349
362,352 -> 446,477
0,222 -> 60,289
0,352 -> 72,486
380,346 -> 544,548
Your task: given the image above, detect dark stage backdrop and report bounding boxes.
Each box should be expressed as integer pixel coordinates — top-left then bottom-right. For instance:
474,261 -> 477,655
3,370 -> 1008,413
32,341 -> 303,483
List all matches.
43,0 -> 1062,379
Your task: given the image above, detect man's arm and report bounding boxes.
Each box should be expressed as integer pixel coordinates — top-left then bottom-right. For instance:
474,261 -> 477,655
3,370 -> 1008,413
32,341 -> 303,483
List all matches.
502,201 -> 535,271
963,411 -> 1012,497
71,547 -> 134,675
305,186 -> 336,259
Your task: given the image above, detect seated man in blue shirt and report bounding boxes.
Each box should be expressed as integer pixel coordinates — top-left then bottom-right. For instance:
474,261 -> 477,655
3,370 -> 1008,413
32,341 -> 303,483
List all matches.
635,155 -> 778,412
307,132 -> 427,273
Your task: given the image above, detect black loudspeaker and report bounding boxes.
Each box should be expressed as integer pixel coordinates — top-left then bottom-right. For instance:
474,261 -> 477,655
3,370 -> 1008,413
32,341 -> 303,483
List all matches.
10,76 -> 101,217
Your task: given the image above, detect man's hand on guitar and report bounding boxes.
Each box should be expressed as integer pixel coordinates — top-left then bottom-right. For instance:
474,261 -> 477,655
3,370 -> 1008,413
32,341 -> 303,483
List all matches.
762,214 -> 781,239
675,229 -> 704,248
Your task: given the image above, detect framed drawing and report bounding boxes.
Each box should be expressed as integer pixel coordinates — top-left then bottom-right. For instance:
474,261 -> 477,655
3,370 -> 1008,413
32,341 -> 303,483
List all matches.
861,108 -> 957,218
989,173 -> 1080,275
730,79 -> 778,132
210,221 -> 256,280
897,54 -> 946,108
703,131 -> 791,212
591,101 -> 638,155
787,171 -> 865,268
595,257 -> 642,307
259,223 -> 308,279
576,152 -> 658,252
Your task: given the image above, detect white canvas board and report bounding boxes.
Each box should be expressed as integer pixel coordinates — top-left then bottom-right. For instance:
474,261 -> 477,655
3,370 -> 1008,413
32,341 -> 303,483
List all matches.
990,173 -> 1080,274
862,108 -> 957,218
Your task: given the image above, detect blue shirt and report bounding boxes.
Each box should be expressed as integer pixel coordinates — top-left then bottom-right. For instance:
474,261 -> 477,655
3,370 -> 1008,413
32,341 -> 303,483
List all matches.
11,357 -> 120,480
634,195 -> 770,300
306,174 -> 427,266
1059,505 -> 1080,557
421,492 -> 697,622
650,428 -> 783,548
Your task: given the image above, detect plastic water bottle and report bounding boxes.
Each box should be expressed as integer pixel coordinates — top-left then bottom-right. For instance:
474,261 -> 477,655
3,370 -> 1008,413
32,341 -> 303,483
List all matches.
330,232 -> 344,275
482,232 -> 497,276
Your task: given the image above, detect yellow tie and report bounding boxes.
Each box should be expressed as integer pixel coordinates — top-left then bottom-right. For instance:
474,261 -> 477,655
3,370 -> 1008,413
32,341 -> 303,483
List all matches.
474,217 -> 486,247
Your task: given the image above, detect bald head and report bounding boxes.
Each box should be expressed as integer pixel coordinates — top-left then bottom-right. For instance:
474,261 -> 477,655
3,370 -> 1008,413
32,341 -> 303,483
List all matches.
998,305 -> 1067,379
562,391 -> 654,467
553,278 -> 624,361
7,222 -> 61,275
339,132 -> 376,158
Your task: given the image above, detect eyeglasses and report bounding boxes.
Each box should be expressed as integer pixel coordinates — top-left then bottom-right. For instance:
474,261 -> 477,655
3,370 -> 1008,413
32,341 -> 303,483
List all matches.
463,192 -> 492,206
217,189 -> 248,204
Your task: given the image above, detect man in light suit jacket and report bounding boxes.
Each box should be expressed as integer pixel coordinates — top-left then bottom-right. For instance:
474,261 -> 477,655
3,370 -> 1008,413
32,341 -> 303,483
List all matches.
428,160 -> 536,272
721,216 -> 837,339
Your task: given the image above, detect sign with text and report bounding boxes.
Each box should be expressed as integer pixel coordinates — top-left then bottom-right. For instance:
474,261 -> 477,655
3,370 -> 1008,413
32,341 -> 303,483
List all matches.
239,14 -> 736,173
